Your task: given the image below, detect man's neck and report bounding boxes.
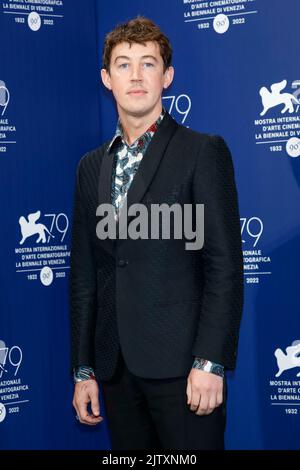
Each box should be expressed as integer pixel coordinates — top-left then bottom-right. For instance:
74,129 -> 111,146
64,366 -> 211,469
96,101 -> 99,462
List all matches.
117,104 -> 163,146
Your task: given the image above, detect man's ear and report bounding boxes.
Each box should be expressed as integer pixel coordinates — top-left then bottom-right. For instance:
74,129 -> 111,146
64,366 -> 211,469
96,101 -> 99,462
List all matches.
163,66 -> 174,89
101,68 -> 112,91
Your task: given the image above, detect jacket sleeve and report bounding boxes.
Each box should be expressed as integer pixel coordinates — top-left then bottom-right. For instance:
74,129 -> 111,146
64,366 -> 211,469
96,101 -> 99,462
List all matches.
69,155 -> 97,373
191,135 -> 244,369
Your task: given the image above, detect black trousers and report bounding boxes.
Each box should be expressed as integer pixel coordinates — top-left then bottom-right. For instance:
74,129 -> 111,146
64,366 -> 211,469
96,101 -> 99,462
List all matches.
100,349 -> 227,450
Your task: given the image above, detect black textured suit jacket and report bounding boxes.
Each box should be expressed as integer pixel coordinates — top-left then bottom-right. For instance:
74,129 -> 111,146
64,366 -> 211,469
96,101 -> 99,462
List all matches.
70,110 -> 244,381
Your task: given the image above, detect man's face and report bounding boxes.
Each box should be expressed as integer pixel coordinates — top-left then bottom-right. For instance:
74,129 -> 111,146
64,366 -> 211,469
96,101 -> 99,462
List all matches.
101,41 -> 174,118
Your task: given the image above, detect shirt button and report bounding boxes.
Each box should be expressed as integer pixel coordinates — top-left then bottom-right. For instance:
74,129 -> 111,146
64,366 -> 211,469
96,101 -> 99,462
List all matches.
117,259 -> 128,267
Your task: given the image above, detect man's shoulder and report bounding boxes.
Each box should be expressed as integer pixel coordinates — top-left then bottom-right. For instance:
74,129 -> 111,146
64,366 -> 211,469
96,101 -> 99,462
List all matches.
77,141 -> 110,179
175,123 -> 224,151
78,140 -> 110,170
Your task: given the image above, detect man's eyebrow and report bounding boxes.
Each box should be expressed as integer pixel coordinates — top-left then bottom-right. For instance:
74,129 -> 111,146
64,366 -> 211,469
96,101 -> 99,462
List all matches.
141,55 -> 158,62
114,55 -> 158,63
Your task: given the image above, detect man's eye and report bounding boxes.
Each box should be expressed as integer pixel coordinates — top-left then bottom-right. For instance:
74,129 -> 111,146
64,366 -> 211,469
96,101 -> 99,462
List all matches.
143,63 -> 154,68
119,63 -> 129,68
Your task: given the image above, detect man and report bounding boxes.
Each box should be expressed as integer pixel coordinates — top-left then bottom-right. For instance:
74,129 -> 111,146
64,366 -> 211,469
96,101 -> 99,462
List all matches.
70,16 -> 244,450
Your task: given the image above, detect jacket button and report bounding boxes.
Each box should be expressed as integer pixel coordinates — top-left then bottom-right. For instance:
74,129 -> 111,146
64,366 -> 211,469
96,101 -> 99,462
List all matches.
117,259 -> 128,267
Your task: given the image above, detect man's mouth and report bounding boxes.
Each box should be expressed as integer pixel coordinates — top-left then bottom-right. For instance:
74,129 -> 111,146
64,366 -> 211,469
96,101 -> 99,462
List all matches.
128,90 -> 147,95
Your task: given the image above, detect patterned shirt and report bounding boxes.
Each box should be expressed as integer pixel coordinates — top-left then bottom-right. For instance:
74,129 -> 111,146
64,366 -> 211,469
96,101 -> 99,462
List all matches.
109,107 -> 165,219
73,107 -> 224,382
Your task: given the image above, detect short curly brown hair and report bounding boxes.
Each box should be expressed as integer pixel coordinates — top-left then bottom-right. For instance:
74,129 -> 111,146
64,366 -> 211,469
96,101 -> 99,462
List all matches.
102,16 -> 173,73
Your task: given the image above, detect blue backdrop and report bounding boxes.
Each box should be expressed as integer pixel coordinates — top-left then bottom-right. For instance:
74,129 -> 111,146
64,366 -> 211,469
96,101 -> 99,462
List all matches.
1,0 -> 299,450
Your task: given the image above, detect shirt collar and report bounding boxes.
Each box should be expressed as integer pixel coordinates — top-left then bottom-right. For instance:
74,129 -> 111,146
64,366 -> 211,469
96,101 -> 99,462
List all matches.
107,106 -> 166,153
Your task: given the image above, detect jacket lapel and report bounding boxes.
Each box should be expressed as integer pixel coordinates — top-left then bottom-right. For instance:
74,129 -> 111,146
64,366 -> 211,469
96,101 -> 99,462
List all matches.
98,110 -> 179,250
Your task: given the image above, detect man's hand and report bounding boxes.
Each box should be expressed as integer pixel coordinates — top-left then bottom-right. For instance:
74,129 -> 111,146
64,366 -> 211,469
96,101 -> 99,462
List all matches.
72,379 -> 104,425
186,368 -> 223,415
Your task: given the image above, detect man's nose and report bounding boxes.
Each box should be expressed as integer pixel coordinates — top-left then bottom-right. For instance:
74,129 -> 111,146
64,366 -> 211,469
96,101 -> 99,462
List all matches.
130,64 -> 143,81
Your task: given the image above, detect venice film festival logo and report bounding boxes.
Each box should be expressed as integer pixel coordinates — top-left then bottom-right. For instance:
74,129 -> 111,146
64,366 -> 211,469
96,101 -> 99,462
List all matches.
0,339 -> 26,423
19,210 -> 55,245
256,79 -> 300,158
274,340 -> 300,378
16,210 -> 70,287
